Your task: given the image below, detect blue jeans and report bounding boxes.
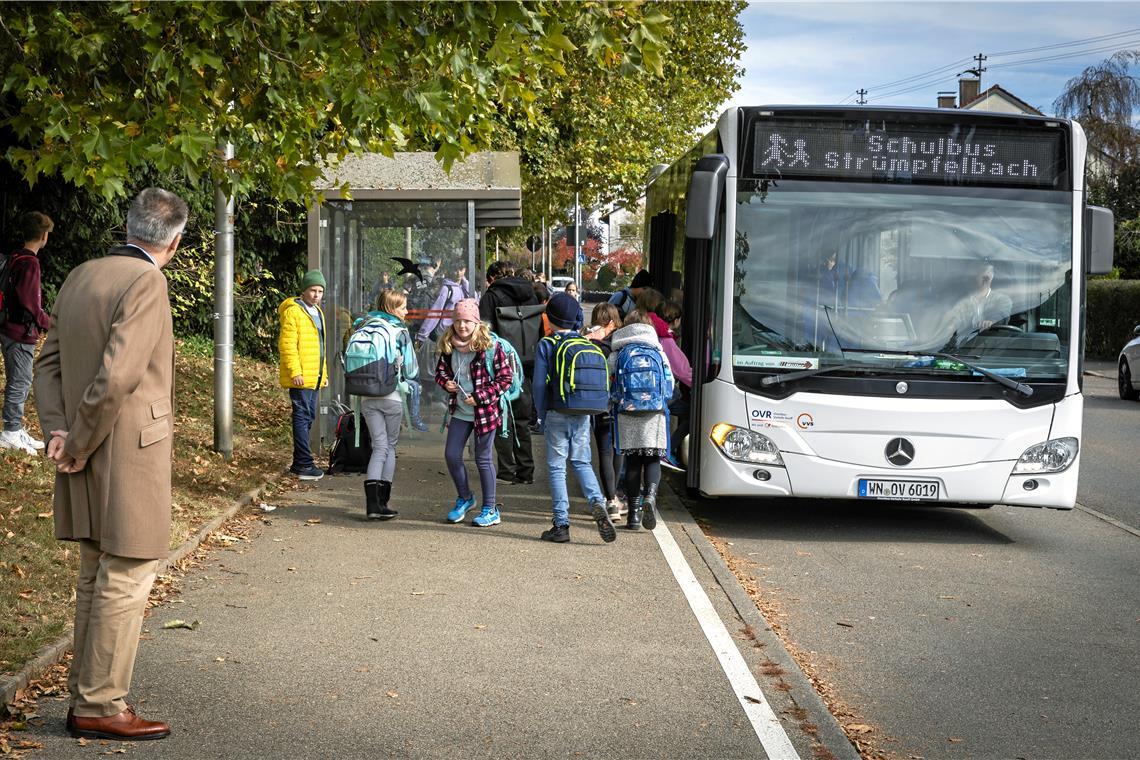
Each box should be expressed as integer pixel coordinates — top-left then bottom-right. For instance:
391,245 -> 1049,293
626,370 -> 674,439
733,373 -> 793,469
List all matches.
405,380 -> 426,428
545,411 -> 603,526
0,335 -> 34,432
289,388 -> 318,471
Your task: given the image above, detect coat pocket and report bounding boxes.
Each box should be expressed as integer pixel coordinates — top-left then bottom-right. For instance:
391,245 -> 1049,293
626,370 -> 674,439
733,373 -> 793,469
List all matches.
151,398 -> 172,419
140,419 -> 170,448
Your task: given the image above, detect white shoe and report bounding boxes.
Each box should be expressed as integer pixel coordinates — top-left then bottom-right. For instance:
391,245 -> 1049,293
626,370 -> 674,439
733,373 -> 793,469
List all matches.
0,430 -> 36,455
16,429 -> 44,450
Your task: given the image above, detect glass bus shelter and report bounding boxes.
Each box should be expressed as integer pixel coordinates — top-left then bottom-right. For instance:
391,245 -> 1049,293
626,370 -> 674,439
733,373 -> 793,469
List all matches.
307,151 -> 522,445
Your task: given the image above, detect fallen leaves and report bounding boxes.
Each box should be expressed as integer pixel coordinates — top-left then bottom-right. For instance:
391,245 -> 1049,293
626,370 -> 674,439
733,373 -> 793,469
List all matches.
162,619 -> 201,631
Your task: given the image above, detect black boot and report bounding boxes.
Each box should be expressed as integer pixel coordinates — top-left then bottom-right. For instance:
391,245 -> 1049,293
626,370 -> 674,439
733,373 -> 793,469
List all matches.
626,496 -> 643,530
365,480 -> 383,519
366,480 -> 398,520
376,480 -> 398,520
641,483 -> 658,530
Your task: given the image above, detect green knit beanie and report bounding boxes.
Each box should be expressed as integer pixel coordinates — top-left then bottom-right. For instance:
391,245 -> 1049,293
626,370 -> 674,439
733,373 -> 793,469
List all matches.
300,270 -> 326,290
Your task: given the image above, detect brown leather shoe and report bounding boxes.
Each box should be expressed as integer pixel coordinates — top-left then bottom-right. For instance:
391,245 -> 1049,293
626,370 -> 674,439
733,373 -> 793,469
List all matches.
69,706 -> 170,741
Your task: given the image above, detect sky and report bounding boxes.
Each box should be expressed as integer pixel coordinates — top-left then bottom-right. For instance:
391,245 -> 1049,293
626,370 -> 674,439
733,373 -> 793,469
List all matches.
722,1 -> 1140,116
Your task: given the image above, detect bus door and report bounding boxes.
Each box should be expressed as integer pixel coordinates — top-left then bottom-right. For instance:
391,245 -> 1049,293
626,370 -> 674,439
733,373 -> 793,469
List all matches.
681,155 -> 730,491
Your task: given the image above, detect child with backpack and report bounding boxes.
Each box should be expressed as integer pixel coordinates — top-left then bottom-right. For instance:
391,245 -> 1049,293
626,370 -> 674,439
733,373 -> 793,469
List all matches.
434,298 -> 514,527
344,289 -> 420,520
585,302 -> 624,520
532,292 -> 616,544
609,309 -> 674,531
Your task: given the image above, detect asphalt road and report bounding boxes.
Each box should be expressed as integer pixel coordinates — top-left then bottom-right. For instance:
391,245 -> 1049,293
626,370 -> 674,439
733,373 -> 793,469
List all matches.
1076,363 -> 1140,530
22,432 -> 855,760
689,364 -> 1140,760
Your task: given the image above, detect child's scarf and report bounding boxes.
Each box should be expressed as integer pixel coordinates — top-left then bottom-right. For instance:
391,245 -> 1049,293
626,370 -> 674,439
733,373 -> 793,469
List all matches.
450,333 -> 473,354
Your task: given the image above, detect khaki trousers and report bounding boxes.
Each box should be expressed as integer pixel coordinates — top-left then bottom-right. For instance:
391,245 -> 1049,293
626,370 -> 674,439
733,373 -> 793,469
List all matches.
70,539 -> 160,717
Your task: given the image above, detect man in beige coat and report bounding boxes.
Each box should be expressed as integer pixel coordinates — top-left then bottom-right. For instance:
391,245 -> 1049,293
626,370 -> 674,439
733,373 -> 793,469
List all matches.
34,187 -> 188,741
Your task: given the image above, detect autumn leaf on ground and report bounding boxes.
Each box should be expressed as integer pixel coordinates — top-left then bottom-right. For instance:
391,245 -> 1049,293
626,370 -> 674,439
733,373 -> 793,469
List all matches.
162,619 -> 200,630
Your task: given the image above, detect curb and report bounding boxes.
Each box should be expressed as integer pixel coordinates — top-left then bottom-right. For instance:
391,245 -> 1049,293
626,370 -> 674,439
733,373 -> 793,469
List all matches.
0,472 -> 284,713
659,482 -> 861,760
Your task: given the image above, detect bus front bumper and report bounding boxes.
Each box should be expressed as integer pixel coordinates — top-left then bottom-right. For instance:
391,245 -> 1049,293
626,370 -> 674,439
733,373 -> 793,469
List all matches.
697,444 -> 1079,509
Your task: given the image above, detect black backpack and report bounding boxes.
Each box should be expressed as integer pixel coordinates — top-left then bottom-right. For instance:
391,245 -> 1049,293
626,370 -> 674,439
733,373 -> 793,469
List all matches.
0,252 -> 33,327
327,407 -> 371,474
494,303 -> 546,366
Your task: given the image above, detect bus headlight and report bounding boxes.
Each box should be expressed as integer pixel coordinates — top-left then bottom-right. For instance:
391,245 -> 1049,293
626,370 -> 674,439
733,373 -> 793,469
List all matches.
710,423 -> 784,466
1013,438 -> 1078,474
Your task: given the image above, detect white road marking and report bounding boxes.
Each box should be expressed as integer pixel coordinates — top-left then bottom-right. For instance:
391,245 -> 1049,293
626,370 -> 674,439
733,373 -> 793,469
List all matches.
1075,503 -> 1140,538
650,518 -> 802,759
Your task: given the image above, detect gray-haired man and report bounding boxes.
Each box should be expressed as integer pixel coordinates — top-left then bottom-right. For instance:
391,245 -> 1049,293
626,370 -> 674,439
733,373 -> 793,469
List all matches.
35,187 -> 188,741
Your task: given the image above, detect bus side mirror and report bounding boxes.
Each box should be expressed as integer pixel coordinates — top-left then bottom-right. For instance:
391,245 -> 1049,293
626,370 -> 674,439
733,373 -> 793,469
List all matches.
1085,205 -> 1114,275
685,154 -> 730,241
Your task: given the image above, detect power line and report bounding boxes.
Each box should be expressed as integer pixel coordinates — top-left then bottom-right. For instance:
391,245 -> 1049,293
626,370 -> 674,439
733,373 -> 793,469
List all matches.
990,27 -> 1140,57
849,28 -> 1140,104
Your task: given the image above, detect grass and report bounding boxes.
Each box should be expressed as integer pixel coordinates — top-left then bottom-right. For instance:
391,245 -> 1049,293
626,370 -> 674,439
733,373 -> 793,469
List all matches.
0,339 -> 291,676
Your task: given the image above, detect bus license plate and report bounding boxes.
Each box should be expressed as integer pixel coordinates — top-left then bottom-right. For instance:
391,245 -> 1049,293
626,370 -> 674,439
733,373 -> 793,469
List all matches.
858,479 -> 940,500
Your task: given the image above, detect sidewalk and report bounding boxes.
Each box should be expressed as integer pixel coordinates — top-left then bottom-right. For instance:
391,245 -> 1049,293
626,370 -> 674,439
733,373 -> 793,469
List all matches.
22,427 -> 854,760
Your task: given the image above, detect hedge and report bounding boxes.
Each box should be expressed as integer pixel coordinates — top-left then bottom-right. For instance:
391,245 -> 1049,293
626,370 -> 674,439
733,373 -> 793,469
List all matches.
1086,279 -> 1140,359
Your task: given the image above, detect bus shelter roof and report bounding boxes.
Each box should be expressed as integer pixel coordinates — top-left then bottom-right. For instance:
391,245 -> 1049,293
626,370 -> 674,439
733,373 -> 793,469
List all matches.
315,151 -> 522,228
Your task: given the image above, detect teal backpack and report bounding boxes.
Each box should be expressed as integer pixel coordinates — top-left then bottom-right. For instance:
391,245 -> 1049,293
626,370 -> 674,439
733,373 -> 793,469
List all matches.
485,333 -> 523,439
343,316 -> 402,397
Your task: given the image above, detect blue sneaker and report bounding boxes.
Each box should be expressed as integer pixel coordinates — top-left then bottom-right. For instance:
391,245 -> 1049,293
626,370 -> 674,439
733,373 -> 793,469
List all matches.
447,495 -> 476,523
472,505 -> 501,527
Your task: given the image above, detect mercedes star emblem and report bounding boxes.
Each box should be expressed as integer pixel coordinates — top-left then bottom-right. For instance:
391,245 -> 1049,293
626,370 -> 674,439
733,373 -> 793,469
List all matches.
885,437 -> 915,466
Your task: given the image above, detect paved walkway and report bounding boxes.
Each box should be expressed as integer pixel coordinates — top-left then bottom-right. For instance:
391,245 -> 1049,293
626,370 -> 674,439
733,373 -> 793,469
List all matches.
24,427 -> 854,760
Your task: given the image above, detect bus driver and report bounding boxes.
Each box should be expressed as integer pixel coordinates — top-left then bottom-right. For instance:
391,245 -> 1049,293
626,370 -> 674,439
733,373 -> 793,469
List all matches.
949,261 -> 1013,337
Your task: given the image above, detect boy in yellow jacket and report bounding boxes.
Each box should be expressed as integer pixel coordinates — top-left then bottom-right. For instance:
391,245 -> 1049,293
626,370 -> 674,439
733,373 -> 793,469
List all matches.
278,270 -> 329,480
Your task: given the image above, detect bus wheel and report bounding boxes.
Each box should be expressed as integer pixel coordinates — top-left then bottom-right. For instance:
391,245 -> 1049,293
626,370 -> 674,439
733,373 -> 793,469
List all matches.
1119,358 -> 1139,401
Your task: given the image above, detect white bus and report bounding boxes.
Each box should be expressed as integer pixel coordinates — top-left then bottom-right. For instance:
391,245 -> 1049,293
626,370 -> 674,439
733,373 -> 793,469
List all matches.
646,107 -> 1114,508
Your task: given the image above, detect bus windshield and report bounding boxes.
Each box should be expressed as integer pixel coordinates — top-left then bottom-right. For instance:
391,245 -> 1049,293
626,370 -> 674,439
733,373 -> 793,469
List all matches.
731,181 -> 1073,382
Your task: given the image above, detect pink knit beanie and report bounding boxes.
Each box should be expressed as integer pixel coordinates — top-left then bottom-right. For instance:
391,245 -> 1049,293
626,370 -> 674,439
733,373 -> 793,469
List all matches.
453,298 -> 480,324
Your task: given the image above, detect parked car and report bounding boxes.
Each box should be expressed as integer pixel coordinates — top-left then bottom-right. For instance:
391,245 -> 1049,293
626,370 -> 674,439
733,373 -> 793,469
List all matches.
1117,324 -> 1140,400
550,275 -> 574,293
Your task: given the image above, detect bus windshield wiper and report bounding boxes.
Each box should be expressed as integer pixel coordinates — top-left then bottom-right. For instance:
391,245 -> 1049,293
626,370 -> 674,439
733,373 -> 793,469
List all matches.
760,362 -> 878,386
837,346 -> 1034,397
762,307 -> 869,387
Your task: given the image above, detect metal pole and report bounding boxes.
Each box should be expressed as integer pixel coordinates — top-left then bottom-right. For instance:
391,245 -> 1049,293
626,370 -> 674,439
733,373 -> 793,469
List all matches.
467,200 -> 477,285
574,192 -> 582,289
212,141 -> 235,461
539,215 -> 544,274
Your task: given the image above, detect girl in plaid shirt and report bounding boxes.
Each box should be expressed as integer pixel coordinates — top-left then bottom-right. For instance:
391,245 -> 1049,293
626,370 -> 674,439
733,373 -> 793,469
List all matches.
435,299 -> 514,527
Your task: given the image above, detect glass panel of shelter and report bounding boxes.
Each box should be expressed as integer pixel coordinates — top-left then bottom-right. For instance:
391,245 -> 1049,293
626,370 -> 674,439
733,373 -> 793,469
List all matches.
318,200 -> 472,435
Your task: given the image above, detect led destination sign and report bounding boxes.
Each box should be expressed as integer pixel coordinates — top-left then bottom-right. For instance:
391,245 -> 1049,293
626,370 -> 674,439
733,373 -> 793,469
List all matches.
747,119 -> 1066,188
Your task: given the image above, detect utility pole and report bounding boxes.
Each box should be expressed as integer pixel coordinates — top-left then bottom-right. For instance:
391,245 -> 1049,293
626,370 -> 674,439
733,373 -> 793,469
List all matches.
856,88 -> 868,105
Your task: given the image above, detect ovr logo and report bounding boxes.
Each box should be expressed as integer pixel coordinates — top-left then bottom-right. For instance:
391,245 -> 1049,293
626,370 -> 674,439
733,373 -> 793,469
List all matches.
751,410 -> 773,419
